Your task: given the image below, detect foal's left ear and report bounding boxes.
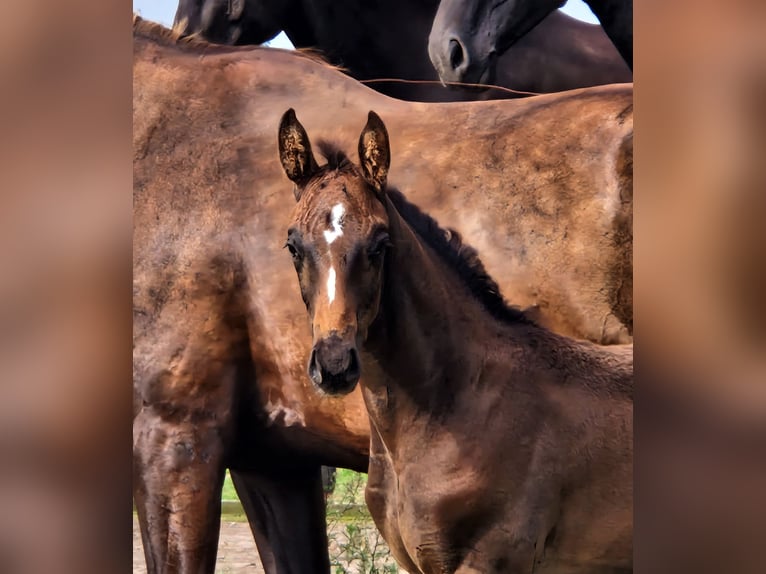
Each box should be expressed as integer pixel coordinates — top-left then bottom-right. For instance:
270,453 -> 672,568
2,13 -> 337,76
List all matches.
278,108 -> 319,200
358,111 -> 390,194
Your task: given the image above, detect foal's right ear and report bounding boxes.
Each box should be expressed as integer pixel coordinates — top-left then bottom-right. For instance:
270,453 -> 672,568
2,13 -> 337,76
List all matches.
278,109 -> 319,200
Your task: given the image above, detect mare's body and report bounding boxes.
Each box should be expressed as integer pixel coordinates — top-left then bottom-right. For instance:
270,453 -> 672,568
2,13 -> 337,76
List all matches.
133,17 -> 632,573
430,0 -> 632,90
279,111 -> 634,573
173,0 -> 631,101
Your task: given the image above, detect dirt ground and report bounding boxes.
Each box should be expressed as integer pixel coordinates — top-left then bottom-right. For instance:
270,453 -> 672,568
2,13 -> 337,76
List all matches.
133,516 -> 265,574
133,515 -> 399,573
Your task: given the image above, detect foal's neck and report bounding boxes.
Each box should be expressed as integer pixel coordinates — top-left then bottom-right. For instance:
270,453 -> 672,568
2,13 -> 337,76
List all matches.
364,197 -> 503,403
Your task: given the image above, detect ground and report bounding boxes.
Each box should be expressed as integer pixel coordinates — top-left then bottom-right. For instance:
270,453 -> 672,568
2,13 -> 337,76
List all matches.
132,515 -> 399,573
133,470 -> 399,573
133,516 -> 265,574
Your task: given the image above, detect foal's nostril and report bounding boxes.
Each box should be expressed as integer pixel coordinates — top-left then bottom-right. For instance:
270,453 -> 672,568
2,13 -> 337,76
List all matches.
449,38 -> 465,71
308,348 -> 322,385
309,338 -> 361,392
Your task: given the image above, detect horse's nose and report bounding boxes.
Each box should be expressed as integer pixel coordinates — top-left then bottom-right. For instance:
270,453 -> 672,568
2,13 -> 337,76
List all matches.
448,36 -> 469,75
308,335 -> 361,394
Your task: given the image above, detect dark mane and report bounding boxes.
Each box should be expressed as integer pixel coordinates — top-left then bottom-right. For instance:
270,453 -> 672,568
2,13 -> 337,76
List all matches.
385,188 -> 533,326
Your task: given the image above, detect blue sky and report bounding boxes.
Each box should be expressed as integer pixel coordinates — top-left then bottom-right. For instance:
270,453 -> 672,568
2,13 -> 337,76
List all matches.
133,0 -> 598,50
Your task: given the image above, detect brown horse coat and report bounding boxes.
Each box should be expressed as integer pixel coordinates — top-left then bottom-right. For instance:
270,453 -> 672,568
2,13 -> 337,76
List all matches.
133,17 -> 632,573
279,111 -> 633,573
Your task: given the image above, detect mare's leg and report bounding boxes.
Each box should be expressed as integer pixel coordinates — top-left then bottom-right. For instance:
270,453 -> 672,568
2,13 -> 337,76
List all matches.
230,466 -> 331,574
228,469 -> 276,574
133,406 -> 228,574
133,253 -> 249,573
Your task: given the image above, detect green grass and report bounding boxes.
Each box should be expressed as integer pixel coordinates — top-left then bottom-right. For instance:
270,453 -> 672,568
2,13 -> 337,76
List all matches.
334,469 -> 363,497
326,470 -> 400,573
329,468 -> 367,506
326,468 -> 369,522
222,468 -> 365,503
222,470 -> 239,501
221,468 -> 370,522
139,469 -> 398,570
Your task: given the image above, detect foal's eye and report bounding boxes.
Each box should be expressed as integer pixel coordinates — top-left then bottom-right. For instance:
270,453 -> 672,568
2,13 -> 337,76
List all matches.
368,235 -> 391,262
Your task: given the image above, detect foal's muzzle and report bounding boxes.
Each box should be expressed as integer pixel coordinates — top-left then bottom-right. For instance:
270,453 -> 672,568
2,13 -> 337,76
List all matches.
308,334 -> 361,395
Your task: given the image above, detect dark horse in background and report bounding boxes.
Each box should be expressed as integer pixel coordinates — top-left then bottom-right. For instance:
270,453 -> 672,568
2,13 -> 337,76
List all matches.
430,0 -> 632,90
134,16 -> 631,574
279,109 -> 633,573
172,0 -> 631,101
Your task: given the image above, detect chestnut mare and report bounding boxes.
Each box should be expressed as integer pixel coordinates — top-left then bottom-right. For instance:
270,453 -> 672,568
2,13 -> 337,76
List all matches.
430,0 -> 632,92
279,109 -> 633,573
172,0 -> 631,101
133,16 -> 631,574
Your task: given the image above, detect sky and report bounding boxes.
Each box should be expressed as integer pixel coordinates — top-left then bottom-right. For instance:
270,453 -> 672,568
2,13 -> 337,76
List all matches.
133,0 -> 598,50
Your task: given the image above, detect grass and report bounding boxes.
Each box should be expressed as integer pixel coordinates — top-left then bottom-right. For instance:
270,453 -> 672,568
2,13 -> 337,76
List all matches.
222,470 -> 239,501
137,469 -> 367,521
221,468 -> 368,521
222,468 -> 364,503
325,470 -> 400,573
219,468 -> 373,526
333,469 -> 365,501
140,468 -> 399,571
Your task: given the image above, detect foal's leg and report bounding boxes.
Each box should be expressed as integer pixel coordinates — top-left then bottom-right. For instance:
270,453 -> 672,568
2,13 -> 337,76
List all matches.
133,408 -> 228,574
230,466 -> 331,574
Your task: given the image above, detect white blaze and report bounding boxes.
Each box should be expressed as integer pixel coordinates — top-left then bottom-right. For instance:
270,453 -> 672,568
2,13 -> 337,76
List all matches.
327,266 -> 336,304
324,203 -> 344,305
323,203 -> 345,244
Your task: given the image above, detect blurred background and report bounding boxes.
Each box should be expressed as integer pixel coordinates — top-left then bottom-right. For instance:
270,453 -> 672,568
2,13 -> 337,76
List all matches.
0,0 -> 764,573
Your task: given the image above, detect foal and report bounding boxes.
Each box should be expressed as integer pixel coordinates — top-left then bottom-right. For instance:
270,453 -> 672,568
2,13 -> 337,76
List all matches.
278,109 -> 633,574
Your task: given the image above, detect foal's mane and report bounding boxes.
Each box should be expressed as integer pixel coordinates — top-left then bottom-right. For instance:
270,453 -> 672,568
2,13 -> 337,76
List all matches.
386,188 -> 533,325
316,144 -> 533,326
132,15 -> 341,69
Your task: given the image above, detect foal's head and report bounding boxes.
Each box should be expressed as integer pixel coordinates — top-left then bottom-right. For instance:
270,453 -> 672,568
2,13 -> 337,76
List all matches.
278,109 -> 392,395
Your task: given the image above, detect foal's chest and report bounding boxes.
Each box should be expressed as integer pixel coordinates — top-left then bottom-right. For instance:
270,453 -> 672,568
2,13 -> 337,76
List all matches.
367,421 -> 496,573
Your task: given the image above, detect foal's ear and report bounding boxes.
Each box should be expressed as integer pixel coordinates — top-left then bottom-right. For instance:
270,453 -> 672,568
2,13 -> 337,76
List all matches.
278,108 -> 319,200
358,111 -> 390,194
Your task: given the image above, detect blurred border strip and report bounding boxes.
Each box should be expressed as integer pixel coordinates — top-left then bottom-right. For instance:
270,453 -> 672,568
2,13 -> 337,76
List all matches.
635,0 -> 766,572
0,1 -> 133,573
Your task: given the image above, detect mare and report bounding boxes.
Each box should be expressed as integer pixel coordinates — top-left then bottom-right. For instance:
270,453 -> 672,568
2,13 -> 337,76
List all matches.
172,0 -> 631,101
279,109 -> 634,574
429,0 -> 632,91
133,16 -> 632,574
